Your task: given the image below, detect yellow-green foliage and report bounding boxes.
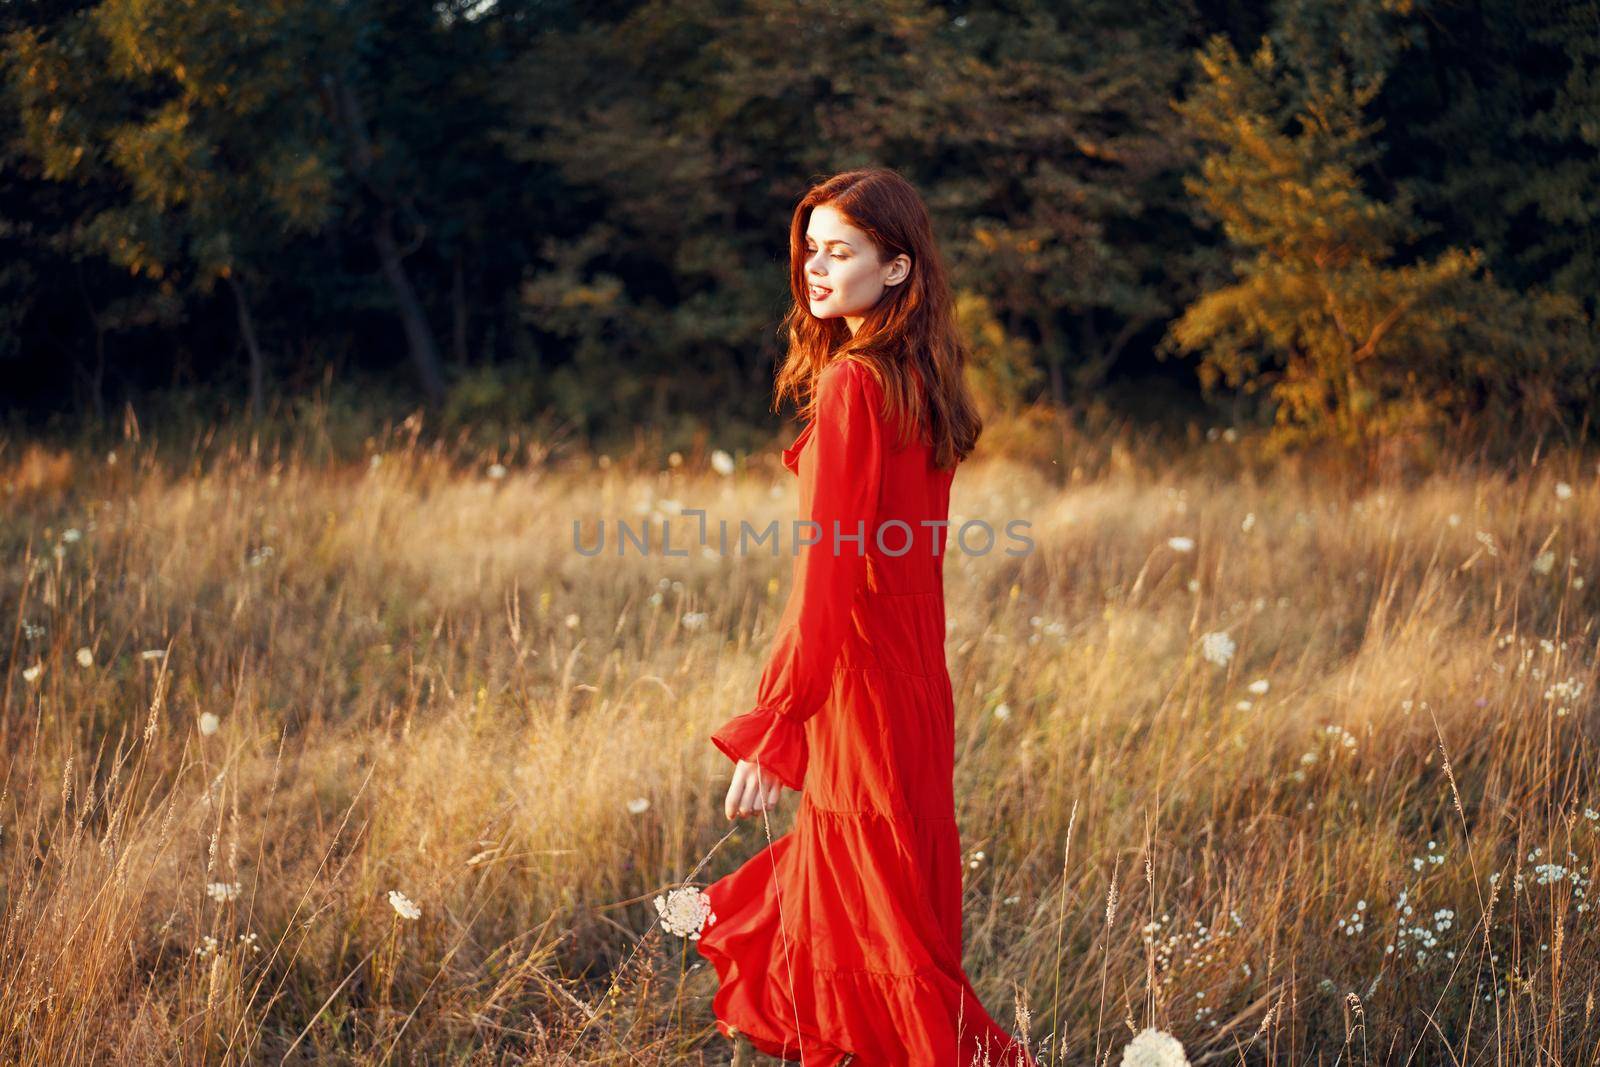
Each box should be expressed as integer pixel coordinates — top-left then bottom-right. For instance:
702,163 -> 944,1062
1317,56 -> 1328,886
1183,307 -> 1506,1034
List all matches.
1162,35 -> 1597,460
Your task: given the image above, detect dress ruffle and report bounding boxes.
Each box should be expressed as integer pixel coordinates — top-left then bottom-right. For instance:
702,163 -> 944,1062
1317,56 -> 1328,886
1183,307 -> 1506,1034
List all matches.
710,705 -> 808,792
695,795 -> 1035,1066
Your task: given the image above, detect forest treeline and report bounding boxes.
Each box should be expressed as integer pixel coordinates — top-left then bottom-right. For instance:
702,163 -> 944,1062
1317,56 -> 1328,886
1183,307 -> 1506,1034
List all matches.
1,0 -> 1596,457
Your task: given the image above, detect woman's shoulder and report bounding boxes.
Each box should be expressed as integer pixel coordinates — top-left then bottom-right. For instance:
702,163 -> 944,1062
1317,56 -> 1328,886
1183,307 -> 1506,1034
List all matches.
816,356 -> 885,409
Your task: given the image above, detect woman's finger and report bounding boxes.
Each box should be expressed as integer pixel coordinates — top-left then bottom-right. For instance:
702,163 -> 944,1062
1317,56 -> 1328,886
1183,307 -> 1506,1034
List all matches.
730,766 -> 757,819
739,772 -> 764,817
743,766 -> 767,814
726,763 -> 756,821
724,767 -> 742,821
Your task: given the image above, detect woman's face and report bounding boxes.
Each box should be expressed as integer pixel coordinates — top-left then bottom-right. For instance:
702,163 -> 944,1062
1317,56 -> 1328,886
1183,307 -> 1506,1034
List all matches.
802,204 -> 910,336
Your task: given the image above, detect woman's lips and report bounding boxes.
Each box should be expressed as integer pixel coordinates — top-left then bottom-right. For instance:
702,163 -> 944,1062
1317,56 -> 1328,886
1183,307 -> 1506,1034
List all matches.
808,284 -> 832,300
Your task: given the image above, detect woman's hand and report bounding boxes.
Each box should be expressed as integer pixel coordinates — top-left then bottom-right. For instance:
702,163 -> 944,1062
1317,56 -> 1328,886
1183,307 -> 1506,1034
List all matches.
724,759 -> 786,821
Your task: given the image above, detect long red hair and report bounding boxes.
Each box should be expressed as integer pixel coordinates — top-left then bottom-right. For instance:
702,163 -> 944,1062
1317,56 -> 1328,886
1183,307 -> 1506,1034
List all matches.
773,168 -> 982,470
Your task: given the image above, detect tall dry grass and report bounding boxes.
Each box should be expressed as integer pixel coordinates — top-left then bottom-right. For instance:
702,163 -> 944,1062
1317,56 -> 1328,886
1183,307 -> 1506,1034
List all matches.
0,416 -> 1596,1065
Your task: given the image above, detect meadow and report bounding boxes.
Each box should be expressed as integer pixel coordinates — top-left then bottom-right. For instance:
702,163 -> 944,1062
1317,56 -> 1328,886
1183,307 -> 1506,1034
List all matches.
1,412 -> 1596,1065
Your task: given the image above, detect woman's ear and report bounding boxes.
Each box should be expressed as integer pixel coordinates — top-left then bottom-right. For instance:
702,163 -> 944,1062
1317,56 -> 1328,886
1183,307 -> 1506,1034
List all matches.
885,253 -> 911,288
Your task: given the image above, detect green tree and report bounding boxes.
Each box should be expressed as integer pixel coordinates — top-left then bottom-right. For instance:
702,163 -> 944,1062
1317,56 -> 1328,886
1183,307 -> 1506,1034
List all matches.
499,0 -> 1195,431
2,0 -> 500,415
786,1 -> 1197,404
6,0 -> 343,419
1160,34 -> 1593,461
1506,0 -> 1600,309
1374,0 -> 1600,317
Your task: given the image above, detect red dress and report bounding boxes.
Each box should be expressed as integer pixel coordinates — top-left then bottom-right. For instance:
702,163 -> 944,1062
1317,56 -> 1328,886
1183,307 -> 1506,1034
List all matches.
696,359 -> 1035,1066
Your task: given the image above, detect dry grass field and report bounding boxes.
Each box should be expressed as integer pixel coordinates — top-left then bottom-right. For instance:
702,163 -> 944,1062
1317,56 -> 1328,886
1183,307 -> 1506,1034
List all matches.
1,416 -> 1596,1065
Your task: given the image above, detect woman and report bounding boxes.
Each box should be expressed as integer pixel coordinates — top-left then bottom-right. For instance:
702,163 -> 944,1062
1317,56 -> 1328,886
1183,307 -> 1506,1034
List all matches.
695,169 -> 1036,1067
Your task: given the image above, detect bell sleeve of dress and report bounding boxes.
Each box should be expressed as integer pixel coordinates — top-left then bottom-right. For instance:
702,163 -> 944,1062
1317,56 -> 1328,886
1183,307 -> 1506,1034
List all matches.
710,360 -> 885,791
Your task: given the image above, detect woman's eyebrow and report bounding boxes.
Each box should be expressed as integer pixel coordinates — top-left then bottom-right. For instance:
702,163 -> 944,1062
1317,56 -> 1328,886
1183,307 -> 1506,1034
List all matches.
805,237 -> 853,248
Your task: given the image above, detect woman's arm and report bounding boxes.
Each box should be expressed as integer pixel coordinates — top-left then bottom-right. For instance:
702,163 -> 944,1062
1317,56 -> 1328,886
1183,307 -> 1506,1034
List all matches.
711,359 -> 886,802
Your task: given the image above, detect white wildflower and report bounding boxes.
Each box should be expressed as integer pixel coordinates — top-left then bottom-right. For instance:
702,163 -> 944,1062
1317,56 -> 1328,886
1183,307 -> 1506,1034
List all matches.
1533,551 -> 1556,575
627,797 -> 650,815
1247,678 -> 1270,695
711,450 -> 736,476
206,881 -> 241,902
993,703 -> 1011,721
654,886 -> 714,939
75,647 -> 94,668
681,611 -> 708,631
22,664 -> 42,683
487,463 -> 508,480
1555,482 -> 1573,500
198,712 -> 221,736
388,890 -> 421,920
1167,536 -> 1195,553
1200,630 -> 1236,667
1118,1026 -> 1191,1067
